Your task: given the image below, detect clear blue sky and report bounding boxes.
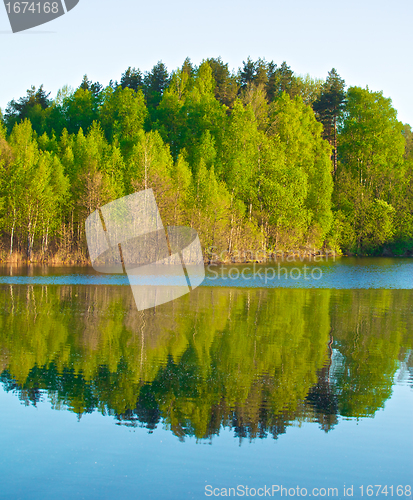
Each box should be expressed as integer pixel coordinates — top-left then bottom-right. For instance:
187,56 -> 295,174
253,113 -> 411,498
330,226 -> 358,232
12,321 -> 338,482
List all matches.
1,0 -> 412,125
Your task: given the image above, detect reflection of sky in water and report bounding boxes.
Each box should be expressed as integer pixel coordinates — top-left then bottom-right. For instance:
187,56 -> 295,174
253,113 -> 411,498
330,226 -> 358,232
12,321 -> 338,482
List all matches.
0,259 -> 412,288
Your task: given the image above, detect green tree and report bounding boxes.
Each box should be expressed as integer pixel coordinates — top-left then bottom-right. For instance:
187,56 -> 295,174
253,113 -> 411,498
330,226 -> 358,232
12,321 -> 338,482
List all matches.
4,85 -> 51,134
267,61 -> 297,101
155,61 -> 227,165
64,88 -> 98,135
206,57 -> 239,108
267,93 -> 333,247
402,124 -> 413,161
5,120 -> 69,259
241,83 -> 268,130
334,86 -> 406,253
79,74 -> 103,100
313,69 -> 346,174
294,74 -> 323,106
120,66 -> 143,91
143,61 -> 170,110
153,68 -> 191,159
99,86 -> 148,153
239,57 -> 256,89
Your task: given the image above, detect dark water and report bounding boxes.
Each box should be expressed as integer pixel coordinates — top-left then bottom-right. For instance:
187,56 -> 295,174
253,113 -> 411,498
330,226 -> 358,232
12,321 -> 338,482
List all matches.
0,261 -> 412,499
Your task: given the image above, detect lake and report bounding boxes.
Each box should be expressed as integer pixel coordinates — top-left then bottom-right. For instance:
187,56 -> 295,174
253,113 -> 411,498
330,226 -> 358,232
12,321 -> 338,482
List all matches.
0,258 -> 412,499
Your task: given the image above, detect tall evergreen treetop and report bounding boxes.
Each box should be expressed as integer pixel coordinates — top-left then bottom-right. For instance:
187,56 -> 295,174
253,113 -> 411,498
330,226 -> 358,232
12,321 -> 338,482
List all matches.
4,85 -> 51,133
206,57 -> 239,108
240,57 -> 257,89
276,61 -> 294,95
313,68 -> 346,175
240,57 -> 269,91
181,57 -> 195,77
120,67 -> 143,91
266,61 -> 296,101
78,75 -> 103,99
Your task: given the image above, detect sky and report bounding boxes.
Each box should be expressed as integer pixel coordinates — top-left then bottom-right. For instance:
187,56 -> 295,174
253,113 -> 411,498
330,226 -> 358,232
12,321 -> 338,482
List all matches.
0,0 -> 412,125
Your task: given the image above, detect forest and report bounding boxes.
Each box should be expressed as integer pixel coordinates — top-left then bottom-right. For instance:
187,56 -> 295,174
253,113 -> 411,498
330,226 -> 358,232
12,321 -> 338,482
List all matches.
0,57 -> 412,262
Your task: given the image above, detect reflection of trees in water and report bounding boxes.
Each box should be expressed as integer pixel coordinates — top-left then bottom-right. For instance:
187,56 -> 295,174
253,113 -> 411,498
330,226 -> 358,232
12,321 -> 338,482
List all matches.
329,290 -> 411,417
305,331 -> 340,432
396,349 -> 413,389
0,285 -> 412,440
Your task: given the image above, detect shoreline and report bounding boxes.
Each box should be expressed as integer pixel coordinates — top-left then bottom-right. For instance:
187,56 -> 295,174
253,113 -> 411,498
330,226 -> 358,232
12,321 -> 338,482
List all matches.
0,253 -> 411,269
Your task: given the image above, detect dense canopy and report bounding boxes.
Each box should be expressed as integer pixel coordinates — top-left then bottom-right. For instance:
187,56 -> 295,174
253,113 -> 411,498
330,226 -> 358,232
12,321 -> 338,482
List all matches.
0,58 -> 411,262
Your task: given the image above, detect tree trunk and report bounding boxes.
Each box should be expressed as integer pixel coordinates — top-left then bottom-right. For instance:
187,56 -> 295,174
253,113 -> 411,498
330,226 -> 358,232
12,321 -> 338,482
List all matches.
10,210 -> 16,257
10,224 -> 14,257
27,233 -> 32,261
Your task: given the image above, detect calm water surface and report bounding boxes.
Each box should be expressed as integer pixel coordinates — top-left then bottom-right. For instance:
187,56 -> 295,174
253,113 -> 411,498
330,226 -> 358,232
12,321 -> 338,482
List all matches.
0,259 -> 412,499
0,257 -> 412,288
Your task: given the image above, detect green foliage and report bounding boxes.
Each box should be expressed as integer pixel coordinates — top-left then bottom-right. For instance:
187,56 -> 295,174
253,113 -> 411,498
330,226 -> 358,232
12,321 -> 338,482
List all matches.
100,86 -> 147,151
143,61 -> 170,110
1,120 -> 69,258
0,286 -> 411,438
207,57 -> 239,108
402,124 -> 413,161
313,68 -> 346,175
313,69 -> 346,140
0,59 -> 411,259
333,86 -> 407,254
339,87 -> 405,188
267,93 -> 333,247
64,88 -> 98,134
4,85 -> 51,134
120,66 -> 143,91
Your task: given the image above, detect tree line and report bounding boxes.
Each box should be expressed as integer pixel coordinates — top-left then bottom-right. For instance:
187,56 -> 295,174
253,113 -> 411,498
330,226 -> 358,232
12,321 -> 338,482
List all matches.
0,57 -> 412,262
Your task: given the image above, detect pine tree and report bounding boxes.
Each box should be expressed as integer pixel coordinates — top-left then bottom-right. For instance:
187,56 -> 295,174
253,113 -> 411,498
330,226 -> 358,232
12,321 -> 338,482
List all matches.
206,57 -> 239,108
4,85 -> 51,133
143,61 -> 170,109
120,67 -> 143,91
240,57 -> 256,90
266,62 -> 296,101
313,69 -> 346,175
